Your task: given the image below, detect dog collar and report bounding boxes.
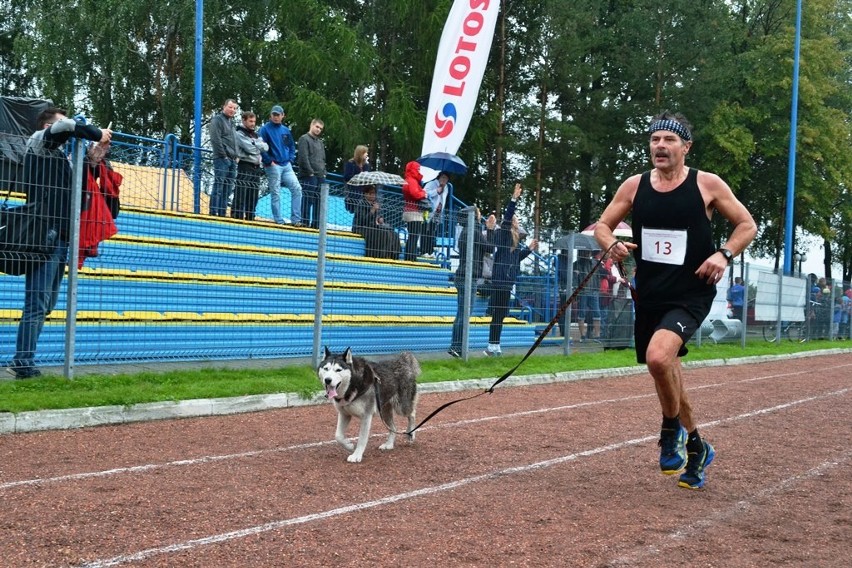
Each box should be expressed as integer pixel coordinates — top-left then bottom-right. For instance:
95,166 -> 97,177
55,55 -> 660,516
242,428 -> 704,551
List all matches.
335,387 -> 362,405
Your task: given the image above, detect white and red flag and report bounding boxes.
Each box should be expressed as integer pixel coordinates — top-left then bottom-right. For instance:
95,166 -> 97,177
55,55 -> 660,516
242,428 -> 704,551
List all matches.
421,0 -> 500,163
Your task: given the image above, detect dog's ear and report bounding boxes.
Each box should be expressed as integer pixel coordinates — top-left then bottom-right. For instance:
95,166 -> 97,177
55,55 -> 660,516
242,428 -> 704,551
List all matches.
324,346 -> 332,359
343,347 -> 352,364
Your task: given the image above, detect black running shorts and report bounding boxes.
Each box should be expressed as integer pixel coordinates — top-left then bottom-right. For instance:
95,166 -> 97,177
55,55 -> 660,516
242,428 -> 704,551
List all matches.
633,303 -> 711,364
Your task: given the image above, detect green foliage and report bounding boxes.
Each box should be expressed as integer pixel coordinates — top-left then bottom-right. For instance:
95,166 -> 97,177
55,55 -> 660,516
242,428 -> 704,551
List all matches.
7,0 -> 852,273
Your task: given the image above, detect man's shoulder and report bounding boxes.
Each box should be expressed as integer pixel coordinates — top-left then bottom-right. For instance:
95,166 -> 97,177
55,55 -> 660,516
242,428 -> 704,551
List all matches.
210,113 -> 230,129
695,169 -> 728,189
617,173 -> 643,194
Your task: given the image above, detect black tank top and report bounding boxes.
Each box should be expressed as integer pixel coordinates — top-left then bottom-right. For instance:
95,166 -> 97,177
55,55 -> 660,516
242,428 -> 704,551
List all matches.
633,168 -> 716,308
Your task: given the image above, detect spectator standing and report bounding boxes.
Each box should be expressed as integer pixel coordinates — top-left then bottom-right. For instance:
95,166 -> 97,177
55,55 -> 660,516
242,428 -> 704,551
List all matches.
831,296 -> 843,340
208,98 -> 239,217
343,145 -> 370,184
598,253 -> 616,339
556,249 -> 571,338
232,111 -> 268,220
343,144 -> 371,213
449,207 -> 496,357
484,183 -> 538,356
422,171 -> 451,258
573,249 -> 603,341
728,276 -> 745,321
814,279 -> 831,339
595,111 -> 756,489
841,288 -> 852,339
9,108 -> 111,379
401,160 -> 426,261
79,139 -> 121,267
297,118 -> 327,229
258,105 -> 303,225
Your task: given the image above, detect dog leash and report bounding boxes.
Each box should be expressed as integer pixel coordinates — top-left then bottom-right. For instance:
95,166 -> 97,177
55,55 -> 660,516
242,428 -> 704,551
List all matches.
405,240 -> 622,435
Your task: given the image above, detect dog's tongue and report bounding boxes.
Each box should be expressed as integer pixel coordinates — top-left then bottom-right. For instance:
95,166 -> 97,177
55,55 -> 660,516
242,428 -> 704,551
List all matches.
326,385 -> 338,399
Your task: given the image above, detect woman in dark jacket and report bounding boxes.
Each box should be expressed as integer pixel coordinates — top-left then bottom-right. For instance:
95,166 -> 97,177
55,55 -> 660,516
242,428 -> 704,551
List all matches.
448,207 -> 496,357
485,183 -> 539,356
343,145 -> 370,213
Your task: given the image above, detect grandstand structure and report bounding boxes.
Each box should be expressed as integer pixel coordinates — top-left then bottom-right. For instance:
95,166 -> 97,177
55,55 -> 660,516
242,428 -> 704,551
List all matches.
0,140 -> 543,369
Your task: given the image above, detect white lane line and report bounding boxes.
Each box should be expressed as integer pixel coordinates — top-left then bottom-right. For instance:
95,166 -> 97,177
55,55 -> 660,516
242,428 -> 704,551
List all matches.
75,388 -> 849,568
2,364 -> 849,491
606,450 -> 852,567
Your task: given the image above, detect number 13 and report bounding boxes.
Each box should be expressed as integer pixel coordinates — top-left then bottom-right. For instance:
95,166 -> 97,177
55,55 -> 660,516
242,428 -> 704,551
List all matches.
655,241 -> 673,255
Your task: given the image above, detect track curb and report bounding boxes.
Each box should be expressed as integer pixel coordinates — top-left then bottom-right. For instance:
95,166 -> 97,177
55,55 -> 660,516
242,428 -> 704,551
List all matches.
1,348 -> 849,435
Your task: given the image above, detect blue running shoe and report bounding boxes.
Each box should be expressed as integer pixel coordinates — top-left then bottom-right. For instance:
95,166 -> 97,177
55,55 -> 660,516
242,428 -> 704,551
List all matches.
678,441 -> 716,489
658,426 -> 688,474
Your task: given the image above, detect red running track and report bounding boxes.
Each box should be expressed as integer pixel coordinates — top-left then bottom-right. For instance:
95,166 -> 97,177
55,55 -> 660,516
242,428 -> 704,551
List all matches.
1,352 -> 850,567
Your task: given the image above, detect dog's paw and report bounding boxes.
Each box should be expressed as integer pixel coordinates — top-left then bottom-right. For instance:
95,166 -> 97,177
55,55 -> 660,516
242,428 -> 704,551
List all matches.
347,453 -> 364,463
340,440 -> 355,451
378,442 -> 395,451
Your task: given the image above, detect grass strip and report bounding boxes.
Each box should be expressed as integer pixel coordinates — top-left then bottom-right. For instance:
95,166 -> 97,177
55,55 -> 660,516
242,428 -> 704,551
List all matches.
0,340 -> 840,413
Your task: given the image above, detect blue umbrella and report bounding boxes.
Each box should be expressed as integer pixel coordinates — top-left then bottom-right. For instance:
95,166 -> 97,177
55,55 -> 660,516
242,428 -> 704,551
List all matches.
416,152 -> 468,175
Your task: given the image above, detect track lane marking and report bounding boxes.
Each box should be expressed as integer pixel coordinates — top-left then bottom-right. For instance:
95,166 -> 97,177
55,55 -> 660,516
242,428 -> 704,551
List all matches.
2,364 -> 849,491
605,450 -> 852,566
75,388 -> 849,568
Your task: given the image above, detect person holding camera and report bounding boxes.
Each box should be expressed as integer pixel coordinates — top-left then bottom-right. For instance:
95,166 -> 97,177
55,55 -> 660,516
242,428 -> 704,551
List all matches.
9,108 -> 111,379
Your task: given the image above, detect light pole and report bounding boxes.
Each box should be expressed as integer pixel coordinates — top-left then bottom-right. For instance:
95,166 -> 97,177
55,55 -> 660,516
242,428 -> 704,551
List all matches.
193,0 -> 204,214
783,0 -> 803,275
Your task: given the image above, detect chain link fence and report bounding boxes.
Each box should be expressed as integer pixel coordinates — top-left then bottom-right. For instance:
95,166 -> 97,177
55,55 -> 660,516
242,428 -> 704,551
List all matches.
2,130 -> 850,377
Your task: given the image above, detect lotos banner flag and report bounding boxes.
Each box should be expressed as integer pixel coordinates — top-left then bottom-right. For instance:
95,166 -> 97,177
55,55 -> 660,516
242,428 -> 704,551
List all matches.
422,0 -> 500,158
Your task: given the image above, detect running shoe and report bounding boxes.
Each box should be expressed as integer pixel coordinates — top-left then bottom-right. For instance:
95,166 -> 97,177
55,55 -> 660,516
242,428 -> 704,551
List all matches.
658,426 -> 688,474
447,349 -> 461,358
482,349 -> 502,357
678,441 -> 716,489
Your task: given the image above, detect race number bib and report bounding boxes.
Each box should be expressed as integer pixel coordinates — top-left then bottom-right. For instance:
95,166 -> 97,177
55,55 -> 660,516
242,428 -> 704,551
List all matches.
642,227 -> 687,265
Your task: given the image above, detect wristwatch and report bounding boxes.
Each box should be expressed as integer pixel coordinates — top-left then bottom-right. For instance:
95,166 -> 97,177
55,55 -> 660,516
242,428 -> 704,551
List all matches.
717,247 -> 734,264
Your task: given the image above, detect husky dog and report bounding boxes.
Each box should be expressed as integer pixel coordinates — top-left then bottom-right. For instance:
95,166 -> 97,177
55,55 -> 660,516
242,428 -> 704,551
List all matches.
317,347 -> 420,463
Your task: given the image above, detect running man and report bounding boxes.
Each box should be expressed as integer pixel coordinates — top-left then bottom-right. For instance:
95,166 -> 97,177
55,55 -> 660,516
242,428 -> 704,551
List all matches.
594,111 -> 757,489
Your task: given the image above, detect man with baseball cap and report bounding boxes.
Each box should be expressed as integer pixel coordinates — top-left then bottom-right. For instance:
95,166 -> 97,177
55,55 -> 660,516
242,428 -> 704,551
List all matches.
594,111 -> 756,489
258,105 -> 303,225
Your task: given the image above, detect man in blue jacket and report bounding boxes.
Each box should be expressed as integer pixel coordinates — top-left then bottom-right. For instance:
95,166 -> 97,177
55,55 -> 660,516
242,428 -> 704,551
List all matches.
9,107 -> 111,379
258,105 -> 303,225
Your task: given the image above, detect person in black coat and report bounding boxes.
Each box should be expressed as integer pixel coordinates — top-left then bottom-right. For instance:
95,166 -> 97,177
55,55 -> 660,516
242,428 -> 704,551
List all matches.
448,207 -> 496,357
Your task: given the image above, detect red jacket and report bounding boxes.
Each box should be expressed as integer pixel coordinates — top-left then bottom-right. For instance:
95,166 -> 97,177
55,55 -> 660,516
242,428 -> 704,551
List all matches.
401,161 -> 425,213
79,162 -> 122,268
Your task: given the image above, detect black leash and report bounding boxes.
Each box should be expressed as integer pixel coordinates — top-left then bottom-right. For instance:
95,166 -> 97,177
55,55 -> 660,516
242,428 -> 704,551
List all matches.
405,241 -> 621,435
